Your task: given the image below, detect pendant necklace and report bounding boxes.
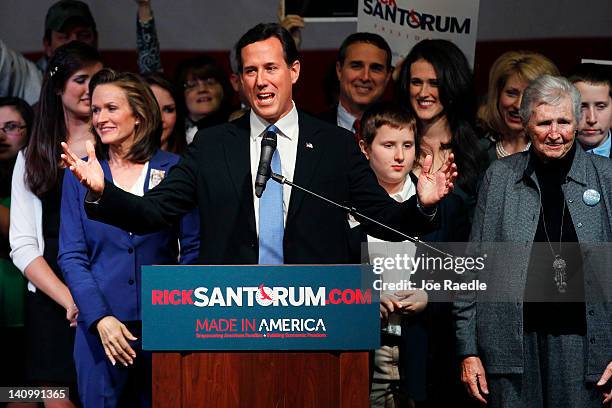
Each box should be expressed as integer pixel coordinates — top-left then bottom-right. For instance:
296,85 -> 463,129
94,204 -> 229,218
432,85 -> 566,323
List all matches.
539,197 -> 567,293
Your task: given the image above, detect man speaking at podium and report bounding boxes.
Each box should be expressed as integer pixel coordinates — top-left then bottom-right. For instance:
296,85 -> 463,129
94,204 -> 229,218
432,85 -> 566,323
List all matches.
61,23 -> 457,265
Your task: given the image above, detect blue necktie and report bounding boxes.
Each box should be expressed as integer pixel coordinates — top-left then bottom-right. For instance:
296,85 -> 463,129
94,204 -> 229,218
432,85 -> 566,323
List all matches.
258,125 -> 284,264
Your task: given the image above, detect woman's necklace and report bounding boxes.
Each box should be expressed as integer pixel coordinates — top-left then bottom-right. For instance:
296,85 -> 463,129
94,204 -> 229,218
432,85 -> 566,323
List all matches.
495,140 -> 531,158
539,196 -> 568,293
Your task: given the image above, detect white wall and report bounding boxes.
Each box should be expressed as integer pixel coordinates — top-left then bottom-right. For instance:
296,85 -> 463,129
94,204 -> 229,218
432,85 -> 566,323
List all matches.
1,0 -> 611,53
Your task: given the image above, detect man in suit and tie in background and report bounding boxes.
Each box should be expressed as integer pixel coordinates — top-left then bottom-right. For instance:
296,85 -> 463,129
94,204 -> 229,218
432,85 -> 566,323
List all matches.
61,22 -> 455,266
320,33 -> 393,138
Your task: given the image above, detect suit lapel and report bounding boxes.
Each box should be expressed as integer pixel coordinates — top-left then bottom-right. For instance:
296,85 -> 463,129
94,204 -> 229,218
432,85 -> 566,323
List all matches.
223,114 -> 256,235
100,159 -> 132,243
144,150 -> 172,193
101,159 -> 112,183
287,111 -> 325,224
223,114 -> 252,198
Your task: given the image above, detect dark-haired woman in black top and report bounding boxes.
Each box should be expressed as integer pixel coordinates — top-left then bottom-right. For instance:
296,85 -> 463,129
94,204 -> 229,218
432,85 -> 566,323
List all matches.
396,39 -> 484,215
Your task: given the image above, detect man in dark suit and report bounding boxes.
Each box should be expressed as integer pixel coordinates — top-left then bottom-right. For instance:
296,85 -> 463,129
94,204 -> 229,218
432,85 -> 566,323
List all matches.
61,23 -> 456,266
320,33 -> 392,137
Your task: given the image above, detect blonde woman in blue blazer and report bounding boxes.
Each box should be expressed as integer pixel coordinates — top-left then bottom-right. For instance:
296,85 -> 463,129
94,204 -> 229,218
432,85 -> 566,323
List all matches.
58,69 -> 199,408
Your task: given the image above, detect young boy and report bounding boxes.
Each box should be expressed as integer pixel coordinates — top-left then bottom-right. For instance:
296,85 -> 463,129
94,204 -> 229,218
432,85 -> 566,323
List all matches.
569,63 -> 612,157
357,102 -> 470,407
356,102 -> 425,408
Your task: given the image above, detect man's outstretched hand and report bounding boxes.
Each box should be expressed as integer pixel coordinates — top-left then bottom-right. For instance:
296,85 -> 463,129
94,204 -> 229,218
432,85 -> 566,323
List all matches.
61,140 -> 105,199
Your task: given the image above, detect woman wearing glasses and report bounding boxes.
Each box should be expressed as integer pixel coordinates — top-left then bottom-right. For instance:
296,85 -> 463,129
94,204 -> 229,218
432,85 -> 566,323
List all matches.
0,97 -> 32,390
174,56 -> 234,144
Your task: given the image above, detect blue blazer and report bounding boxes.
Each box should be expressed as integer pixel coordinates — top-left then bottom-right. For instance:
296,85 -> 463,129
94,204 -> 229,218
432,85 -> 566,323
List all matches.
58,150 -> 199,331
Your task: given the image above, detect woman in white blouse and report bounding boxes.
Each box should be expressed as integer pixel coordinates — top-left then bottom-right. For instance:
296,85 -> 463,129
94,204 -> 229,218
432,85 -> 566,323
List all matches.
10,41 -> 102,407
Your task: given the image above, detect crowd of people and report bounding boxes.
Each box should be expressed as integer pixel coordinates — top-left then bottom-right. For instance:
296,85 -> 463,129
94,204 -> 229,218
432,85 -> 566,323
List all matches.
1,1 -> 611,407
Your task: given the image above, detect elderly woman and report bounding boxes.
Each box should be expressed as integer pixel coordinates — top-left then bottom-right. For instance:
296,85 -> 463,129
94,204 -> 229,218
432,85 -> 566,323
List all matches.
455,75 -> 612,407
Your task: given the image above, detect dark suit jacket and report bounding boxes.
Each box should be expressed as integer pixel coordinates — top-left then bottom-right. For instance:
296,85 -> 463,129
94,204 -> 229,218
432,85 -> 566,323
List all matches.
317,107 -> 338,126
85,110 -> 436,264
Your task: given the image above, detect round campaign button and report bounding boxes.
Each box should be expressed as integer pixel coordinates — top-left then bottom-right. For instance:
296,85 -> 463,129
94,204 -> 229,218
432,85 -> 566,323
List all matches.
582,189 -> 600,206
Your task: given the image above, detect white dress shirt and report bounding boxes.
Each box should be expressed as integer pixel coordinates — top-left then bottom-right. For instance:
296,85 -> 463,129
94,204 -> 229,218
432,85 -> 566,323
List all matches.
336,102 -> 358,133
185,123 -> 198,145
249,103 -> 299,234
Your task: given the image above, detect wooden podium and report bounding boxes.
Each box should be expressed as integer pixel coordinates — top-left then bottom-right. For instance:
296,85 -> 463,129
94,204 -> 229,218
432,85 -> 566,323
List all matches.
144,265 -> 377,407
153,351 -> 369,407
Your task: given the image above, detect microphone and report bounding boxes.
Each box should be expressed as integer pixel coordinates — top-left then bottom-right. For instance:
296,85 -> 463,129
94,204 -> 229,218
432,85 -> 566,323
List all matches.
254,130 -> 277,198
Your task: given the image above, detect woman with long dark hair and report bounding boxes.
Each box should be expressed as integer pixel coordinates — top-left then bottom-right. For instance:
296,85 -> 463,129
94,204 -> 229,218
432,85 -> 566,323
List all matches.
396,39 -> 482,209
144,72 -> 187,154
10,41 -> 102,407
395,40 -> 481,407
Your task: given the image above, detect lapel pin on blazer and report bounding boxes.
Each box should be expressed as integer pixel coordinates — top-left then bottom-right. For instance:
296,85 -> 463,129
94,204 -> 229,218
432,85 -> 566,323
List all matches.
306,142 -> 314,149
582,189 -> 600,206
149,169 -> 166,189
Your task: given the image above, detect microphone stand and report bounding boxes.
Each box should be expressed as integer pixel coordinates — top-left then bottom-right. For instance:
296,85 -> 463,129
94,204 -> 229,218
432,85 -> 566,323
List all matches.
270,173 -> 454,258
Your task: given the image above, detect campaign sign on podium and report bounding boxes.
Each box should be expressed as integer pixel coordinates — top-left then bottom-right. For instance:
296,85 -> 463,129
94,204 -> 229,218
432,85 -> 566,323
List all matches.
141,265 -> 379,351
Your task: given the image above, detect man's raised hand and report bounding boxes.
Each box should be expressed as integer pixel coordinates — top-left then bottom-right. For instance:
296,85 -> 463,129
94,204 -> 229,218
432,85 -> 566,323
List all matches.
416,153 -> 458,208
61,140 -> 105,198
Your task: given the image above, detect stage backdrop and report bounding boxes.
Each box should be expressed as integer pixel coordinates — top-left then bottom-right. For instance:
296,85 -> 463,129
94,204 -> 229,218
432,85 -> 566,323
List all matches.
2,0 -> 612,113
1,0 -> 611,53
